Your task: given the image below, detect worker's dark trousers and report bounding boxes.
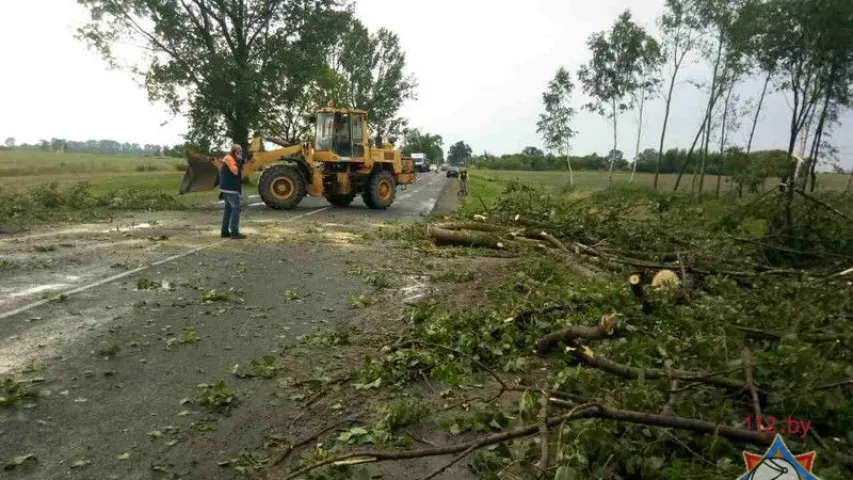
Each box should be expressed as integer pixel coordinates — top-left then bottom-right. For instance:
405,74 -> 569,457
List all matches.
221,192 -> 241,236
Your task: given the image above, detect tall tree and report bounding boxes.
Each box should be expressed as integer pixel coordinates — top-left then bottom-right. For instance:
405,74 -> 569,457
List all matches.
3,137 -> 14,148
77,0 -> 347,153
402,129 -> 444,163
653,0 -> 702,189
802,0 -> 853,191
447,141 -> 473,166
577,10 -> 662,188
326,19 -> 417,142
672,0 -> 746,193
746,0 -> 850,194
536,67 -> 577,185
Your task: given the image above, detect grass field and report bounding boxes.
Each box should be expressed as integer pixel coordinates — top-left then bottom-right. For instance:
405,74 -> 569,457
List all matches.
0,151 -> 218,206
471,169 -> 852,193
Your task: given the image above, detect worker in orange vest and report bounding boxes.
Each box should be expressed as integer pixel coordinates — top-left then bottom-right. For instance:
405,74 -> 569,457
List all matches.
458,168 -> 469,196
219,144 -> 246,239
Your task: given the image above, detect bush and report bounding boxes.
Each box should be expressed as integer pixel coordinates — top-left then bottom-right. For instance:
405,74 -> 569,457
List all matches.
0,182 -> 184,231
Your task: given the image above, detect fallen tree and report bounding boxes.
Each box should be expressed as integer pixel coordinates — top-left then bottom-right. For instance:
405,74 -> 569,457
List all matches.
272,184 -> 853,479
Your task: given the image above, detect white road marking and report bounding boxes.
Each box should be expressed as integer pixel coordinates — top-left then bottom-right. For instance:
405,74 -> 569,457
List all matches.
102,223 -> 152,233
0,206 -> 332,321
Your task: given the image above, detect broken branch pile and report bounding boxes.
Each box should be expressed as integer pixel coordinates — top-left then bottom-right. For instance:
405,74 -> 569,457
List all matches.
276,184 -> 853,479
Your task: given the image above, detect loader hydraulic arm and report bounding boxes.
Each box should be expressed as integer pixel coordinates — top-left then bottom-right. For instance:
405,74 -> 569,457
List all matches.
179,137 -> 309,195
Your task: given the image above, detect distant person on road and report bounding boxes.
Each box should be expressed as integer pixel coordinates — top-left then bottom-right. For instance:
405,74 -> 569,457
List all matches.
220,144 -> 246,239
458,168 -> 469,196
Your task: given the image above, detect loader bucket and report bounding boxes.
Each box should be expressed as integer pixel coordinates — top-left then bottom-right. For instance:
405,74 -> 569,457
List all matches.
179,151 -> 220,194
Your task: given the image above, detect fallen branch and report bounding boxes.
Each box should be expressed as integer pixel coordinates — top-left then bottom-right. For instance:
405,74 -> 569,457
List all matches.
281,404 -> 597,480
408,340 -> 508,391
816,378 -> 853,391
417,444 -> 479,480
537,391 -> 550,473
428,224 -> 506,249
281,402 -> 853,479
661,379 -> 681,416
574,241 -> 802,278
567,347 -> 745,391
676,253 -> 691,301
534,314 -> 619,354
741,350 -> 762,420
794,188 -> 853,226
431,222 -> 507,233
735,326 -> 850,344
829,266 -> 853,278
520,229 -> 568,252
266,415 -> 362,470
505,302 -> 585,328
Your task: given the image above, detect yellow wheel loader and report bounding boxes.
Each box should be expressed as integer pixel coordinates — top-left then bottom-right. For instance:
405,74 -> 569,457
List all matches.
178,103 -> 416,210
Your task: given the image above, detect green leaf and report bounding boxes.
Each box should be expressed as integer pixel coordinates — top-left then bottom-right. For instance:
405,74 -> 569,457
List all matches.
554,465 -> 578,480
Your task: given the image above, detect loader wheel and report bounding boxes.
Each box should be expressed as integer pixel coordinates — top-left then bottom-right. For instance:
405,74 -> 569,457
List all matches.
325,193 -> 356,207
258,164 -> 306,210
363,171 -> 396,210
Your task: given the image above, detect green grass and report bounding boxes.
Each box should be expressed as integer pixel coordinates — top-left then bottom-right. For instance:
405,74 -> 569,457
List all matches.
0,150 -> 183,177
0,151 -> 228,207
472,169 -> 851,193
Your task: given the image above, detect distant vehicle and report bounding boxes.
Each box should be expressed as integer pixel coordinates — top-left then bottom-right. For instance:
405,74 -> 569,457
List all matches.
446,166 -> 459,178
411,153 -> 430,173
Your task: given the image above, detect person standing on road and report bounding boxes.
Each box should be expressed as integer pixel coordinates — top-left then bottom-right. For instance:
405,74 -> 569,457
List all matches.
220,144 -> 247,239
458,168 -> 469,196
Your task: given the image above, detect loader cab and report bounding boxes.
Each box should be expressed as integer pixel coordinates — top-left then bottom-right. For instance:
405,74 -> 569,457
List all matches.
312,109 -> 367,160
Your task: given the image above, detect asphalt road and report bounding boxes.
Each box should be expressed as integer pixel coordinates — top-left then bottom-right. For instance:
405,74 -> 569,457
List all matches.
0,173 -> 450,324
235,169 -> 449,221
0,172 -> 454,479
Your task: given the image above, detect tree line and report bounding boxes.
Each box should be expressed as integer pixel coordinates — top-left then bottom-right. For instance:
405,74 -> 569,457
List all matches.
1,137 -> 184,157
533,0 -> 853,193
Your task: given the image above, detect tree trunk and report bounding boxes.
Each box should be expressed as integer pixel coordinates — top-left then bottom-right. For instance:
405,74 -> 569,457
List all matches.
746,73 -> 771,156
609,100 -> 618,189
565,143 -> 574,186
807,64 -> 837,193
692,125 -> 706,196
655,69 -> 679,191
699,32 -> 725,196
716,84 -> 733,199
675,32 -> 724,193
673,113 -> 710,191
630,93 -> 645,184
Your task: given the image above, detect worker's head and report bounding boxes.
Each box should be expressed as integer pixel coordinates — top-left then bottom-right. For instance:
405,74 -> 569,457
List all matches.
231,144 -> 243,158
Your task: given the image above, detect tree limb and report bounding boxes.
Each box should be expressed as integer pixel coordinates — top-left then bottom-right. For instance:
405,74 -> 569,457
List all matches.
534,314 -> 619,354
280,402 -> 853,479
816,378 -> 853,391
567,347 -> 745,391
537,391 -> 550,474
794,188 -> 853,226
661,379 -> 681,416
741,350 -> 762,420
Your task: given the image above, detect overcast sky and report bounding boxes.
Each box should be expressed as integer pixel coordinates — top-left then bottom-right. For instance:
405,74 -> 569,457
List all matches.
1,0 -> 851,167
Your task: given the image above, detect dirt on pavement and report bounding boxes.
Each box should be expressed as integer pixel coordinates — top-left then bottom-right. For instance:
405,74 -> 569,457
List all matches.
0,178 -> 488,480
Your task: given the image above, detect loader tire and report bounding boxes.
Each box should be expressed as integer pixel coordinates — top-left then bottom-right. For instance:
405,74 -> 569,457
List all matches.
325,193 -> 356,207
258,164 -> 306,210
363,171 -> 396,210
